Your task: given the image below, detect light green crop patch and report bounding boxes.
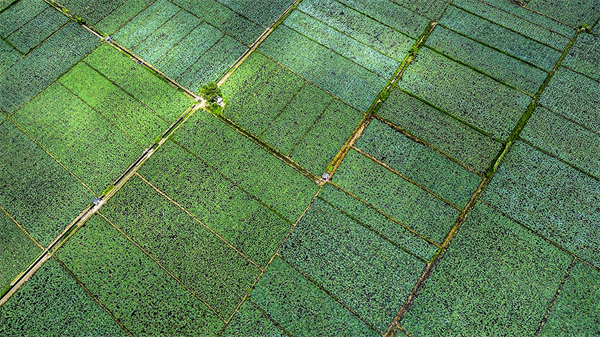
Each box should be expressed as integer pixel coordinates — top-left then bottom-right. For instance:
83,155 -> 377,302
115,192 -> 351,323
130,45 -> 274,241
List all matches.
562,33 -> 600,81
402,202 -> 571,336
138,141 -> 292,267
221,301 -> 287,337
527,0 -> 600,27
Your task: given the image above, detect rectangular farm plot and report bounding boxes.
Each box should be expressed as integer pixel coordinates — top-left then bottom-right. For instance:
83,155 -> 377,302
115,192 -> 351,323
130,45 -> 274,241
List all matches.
377,88 -> 503,174
440,5 -> 563,71
92,0 -> 155,34
426,25 -> 548,95
11,82 -> 142,195
279,198 -> 425,332
171,0 -> 264,45
0,208 -> 41,295
250,257 -> 379,336
216,0 -> 296,27
175,111 -> 319,222
332,149 -> 460,244
398,47 -> 531,140
57,215 -> 224,335
527,0 -> 600,27
562,33 -> 600,81
84,44 -> 193,122
386,0 -> 450,19
0,0 -> 47,37
521,106 -> 600,179
138,141 -> 292,267
355,118 -> 482,208
4,7 -> 68,55
319,183 -> 439,261
0,39 -> 20,75
0,259 -> 126,336
0,21 -> 98,115
260,24 -> 386,112
482,141 -> 600,268
452,0 -> 573,50
538,66 -> 600,134
59,62 -> 168,147
539,261 -> 600,336
402,203 -> 571,336
0,121 -> 92,247
101,175 -> 262,318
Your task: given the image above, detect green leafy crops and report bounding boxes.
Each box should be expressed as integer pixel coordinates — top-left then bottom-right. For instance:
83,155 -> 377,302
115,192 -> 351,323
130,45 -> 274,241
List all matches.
101,175 -> 262,317
220,301 -> 287,337
402,202 -> 571,336
216,0 -> 295,27
0,121 -> 91,246
57,215 -> 224,335
280,198 -> 425,332
138,141 -> 292,267
0,259 -> 127,336
333,149 -> 460,244
250,257 -> 379,336
6,7 -> 68,54
562,33 -> 600,81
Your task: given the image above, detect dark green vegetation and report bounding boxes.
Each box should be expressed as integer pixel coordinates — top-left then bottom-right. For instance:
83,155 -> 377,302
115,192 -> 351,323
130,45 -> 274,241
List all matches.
57,215 -> 224,335
0,209 -> 41,295
0,259 -> 127,336
402,203 -> 572,336
2,0 -> 600,335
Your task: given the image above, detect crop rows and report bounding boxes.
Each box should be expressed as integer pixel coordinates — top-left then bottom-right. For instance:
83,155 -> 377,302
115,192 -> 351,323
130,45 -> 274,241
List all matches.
298,0 -> 415,60
539,261 -> 600,335
250,257 -> 378,336
279,197 -> 425,332
376,88 -> 503,174
0,39 -> 20,75
177,35 -> 247,92
0,259 -> 126,336
538,66 -> 600,134
57,215 -> 224,335
398,47 -> 530,141
482,141 -> 600,268
91,0 -> 155,35
0,208 -> 41,295
113,0 -> 180,50
228,66 -> 305,135
84,44 -> 193,122
12,82 -> 142,194
59,62 -> 168,147
440,6 -> 562,71
260,25 -> 385,112
289,99 -> 363,175
426,25 -> 547,95
402,202 -> 572,336
284,10 -> 399,78
221,301 -> 286,336
261,82 -> 332,155
131,9 -> 200,64
477,0 -> 574,37
138,141 -> 292,267
355,118 -> 481,208
453,0 -> 573,50
526,0 -> 600,27
171,0 -> 264,45
521,106 -> 600,179
101,175 -> 262,318
215,0 -> 295,28
0,121 -> 92,246
319,183 -> 438,261
0,22 -> 98,114
174,112 -> 319,222
562,33 -> 600,81
0,0 -> 47,38
154,22 -> 223,80
5,7 -> 68,55
387,0 -> 449,20
332,149 -> 460,244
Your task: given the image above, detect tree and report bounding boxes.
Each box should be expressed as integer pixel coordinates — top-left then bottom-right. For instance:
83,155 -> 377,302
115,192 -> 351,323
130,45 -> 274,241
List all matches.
200,82 -> 222,103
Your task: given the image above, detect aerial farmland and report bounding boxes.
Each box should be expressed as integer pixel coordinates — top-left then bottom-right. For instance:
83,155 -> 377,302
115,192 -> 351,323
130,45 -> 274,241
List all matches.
1,0 -> 599,335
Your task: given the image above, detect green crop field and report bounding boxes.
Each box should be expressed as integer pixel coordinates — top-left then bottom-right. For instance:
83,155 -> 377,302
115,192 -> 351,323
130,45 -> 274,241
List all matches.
2,0 -> 600,335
